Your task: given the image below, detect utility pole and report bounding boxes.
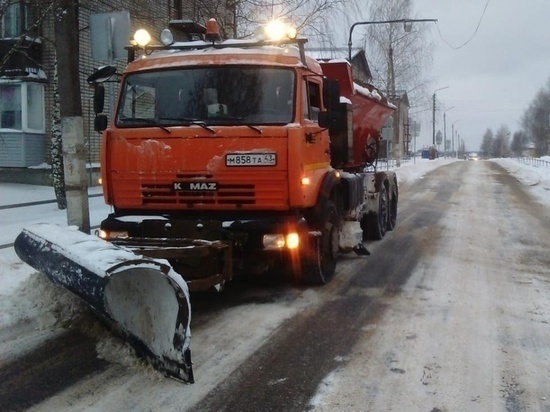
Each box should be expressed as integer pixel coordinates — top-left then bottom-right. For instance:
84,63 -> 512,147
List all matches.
55,0 -> 90,233
443,107 -> 454,157
432,93 -> 436,145
432,86 -> 449,146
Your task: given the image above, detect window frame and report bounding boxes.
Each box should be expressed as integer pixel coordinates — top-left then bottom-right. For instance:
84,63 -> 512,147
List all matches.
0,81 -> 45,133
1,2 -> 28,38
302,78 -> 322,122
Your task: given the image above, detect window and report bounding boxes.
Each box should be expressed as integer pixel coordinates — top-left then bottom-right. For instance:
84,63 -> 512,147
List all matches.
303,80 -> 321,121
26,83 -> 44,131
0,82 -> 45,132
1,2 -> 27,38
0,85 -> 22,129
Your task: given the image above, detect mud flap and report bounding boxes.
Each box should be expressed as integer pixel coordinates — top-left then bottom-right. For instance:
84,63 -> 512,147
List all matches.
13,223 -> 194,383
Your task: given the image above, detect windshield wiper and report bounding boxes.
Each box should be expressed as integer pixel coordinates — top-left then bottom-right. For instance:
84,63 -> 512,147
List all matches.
119,117 -> 171,134
221,117 -> 262,134
159,117 -> 216,134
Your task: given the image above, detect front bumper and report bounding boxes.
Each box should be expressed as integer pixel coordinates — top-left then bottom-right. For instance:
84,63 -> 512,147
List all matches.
100,213 -> 308,290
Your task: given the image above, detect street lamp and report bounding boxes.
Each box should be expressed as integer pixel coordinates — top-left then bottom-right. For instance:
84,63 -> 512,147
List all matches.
432,86 -> 449,145
443,106 -> 454,156
347,18 -> 437,62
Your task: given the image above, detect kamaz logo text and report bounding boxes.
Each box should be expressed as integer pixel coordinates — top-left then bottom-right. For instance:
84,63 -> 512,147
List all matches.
172,182 -> 218,191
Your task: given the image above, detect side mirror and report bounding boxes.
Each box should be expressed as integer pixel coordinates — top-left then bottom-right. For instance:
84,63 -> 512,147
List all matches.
317,111 -> 330,128
94,114 -> 108,132
87,65 -> 117,84
93,85 -> 105,114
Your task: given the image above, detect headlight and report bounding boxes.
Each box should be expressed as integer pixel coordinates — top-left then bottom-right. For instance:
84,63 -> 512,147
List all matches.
263,234 -> 286,249
262,233 -> 300,249
98,230 -> 128,239
285,233 -> 300,249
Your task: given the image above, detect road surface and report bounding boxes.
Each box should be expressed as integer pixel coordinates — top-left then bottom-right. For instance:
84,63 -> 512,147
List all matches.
1,160 -> 549,411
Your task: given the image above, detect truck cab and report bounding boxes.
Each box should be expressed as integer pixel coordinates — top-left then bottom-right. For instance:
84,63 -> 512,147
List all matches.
90,20 -> 397,291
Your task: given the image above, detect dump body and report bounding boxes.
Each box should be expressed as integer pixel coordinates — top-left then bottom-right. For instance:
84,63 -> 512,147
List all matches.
320,61 -> 395,169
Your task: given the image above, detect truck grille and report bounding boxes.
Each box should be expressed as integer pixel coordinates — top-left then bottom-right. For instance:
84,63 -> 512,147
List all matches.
141,182 -> 256,205
134,172 -> 287,208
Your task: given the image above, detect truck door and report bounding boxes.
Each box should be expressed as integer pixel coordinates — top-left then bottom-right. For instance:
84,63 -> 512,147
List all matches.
302,79 -> 330,168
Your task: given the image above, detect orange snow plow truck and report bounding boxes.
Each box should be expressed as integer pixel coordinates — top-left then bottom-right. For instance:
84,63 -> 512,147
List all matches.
14,19 -> 397,383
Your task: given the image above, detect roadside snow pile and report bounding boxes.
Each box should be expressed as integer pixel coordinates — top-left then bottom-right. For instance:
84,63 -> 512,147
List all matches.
0,271 -> 86,330
392,158 -> 458,186
0,269 -> 151,372
491,158 -> 550,205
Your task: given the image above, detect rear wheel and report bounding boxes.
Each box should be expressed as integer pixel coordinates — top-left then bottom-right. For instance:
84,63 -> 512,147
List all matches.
301,199 -> 340,285
387,183 -> 398,231
362,185 -> 388,241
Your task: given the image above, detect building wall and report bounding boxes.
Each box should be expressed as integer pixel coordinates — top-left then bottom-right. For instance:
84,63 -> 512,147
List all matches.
40,0 -> 189,165
0,132 -> 45,167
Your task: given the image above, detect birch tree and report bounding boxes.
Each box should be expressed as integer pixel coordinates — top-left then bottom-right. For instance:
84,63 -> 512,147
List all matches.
521,78 -> 550,157
480,128 -> 494,158
492,125 -> 510,158
510,130 -> 528,157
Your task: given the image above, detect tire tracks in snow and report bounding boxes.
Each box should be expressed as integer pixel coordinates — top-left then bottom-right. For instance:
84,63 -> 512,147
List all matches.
0,330 -> 109,411
189,164 -> 463,412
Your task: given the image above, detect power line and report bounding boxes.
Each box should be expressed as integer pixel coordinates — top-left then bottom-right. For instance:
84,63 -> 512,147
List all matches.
435,0 -> 490,50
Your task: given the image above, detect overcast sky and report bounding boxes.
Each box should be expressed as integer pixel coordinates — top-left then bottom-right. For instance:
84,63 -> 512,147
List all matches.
412,0 -> 550,152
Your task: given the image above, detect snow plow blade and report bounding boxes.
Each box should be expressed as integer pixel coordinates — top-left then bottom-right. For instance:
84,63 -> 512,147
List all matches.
13,223 -> 194,383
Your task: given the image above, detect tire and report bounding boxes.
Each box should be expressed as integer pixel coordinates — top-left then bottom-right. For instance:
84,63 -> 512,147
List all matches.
301,199 -> 340,285
362,185 -> 388,241
387,184 -> 398,231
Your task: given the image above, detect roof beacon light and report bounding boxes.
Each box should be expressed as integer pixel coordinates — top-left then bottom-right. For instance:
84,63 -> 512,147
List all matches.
205,18 -> 221,43
133,29 -> 152,48
160,28 -> 174,46
286,26 -> 298,40
264,19 -> 298,41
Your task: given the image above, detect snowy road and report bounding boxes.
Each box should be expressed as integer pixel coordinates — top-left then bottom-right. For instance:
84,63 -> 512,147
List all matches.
1,160 -> 549,411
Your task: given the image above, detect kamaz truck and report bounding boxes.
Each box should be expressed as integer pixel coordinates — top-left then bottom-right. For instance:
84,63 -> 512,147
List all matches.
15,19 -> 398,383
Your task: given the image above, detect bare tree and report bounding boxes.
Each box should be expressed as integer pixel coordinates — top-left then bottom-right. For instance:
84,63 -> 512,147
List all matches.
480,128 -> 494,158
51,54 -> 66,209
492,125 -> 510,158
364,0 -> 433,105
521,78 -> 550,157
510,130 -> 528,157
354,0 -> 433,164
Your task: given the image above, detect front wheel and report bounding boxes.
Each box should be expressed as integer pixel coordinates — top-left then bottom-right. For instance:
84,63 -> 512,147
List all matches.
301,199 -> 340,285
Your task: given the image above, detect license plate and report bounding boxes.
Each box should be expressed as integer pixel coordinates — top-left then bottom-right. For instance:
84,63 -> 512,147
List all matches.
225,153 -> 277,166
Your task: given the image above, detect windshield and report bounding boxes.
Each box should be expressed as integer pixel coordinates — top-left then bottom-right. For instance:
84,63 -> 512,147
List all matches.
116,66 -> 295,127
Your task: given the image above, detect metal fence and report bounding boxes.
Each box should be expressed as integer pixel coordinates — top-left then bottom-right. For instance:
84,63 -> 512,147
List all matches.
376,157 -> 412,170
514,157 -> 550,168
